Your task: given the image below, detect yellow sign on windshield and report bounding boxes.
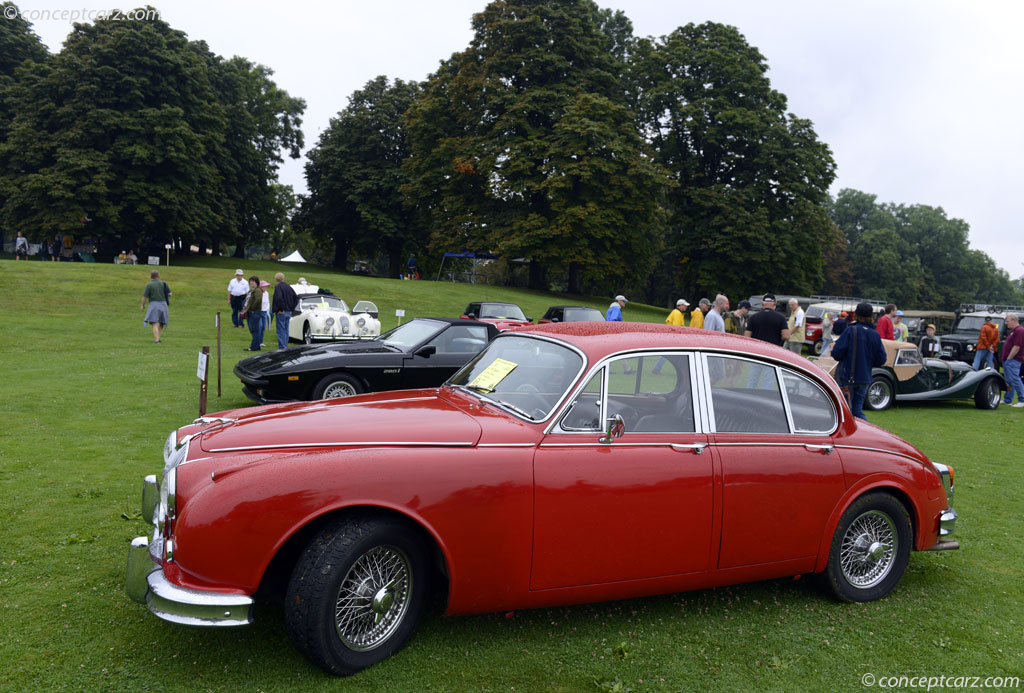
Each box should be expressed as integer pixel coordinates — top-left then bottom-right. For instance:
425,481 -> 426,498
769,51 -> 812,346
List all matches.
469,358 -> 518,392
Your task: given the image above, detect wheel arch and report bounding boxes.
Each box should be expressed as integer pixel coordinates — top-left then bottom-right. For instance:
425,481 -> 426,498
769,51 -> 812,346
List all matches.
812,479 -> 921,574
312,370 -> 370,399
256,503 -> 451,608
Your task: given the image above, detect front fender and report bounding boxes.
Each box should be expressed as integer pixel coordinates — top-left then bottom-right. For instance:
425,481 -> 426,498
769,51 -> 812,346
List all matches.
812,473 -> 935,574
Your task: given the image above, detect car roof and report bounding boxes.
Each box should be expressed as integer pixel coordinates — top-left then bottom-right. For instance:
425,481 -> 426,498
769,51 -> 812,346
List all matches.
512,321 -> 826,374
473,301 -> 520,306
412,317 -> 500,333
546,305 -> 597,309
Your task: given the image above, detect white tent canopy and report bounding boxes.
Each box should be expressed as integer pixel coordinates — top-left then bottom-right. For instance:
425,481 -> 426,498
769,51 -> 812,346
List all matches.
280,250 -> 306,263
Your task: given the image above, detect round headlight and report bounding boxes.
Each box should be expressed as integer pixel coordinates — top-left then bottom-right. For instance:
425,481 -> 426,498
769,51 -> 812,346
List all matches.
325,317 -> 335,327
357,317 -> 366,328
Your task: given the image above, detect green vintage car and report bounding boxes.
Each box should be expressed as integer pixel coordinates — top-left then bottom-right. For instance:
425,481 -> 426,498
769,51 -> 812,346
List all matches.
817,339 -> 1006,411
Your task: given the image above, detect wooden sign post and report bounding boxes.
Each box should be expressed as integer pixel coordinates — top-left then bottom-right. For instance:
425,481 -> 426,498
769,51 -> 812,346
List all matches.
215,312 -> 222,397
198,346 -> 210,416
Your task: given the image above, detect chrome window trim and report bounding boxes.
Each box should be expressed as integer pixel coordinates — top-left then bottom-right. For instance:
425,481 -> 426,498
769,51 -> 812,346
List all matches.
451,332 -> 588,425
780,369 -> 839,434
700,353 -> 840,436
477,443 -> 536,448
543,344 -> 846,434
547,350 -> 703,435
555,368 -> 605,433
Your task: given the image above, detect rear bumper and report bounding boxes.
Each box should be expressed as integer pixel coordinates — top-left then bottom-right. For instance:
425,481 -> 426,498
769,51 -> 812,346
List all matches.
126,536 -> 253,627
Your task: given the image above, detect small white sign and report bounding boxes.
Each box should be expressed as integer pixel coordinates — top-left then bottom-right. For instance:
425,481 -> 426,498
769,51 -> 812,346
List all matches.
215,314 -> 220,327
395,309 -> 406,317
164,244 -> 172,249
147,256 -> 159,265
197,352 -> 209,380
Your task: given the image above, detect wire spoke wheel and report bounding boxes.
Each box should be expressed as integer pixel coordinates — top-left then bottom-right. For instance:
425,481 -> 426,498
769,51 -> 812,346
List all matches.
334,545 -> 412,651
839,510 -> 897,588
323,381 -> 358,398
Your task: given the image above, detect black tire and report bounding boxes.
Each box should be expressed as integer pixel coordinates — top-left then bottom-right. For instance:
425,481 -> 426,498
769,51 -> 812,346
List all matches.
864,375 -> 894,411
812,339 -> 824,356
974,377 -> 1001,410
822,493 -> 911,603
285,515 -> 428,676
312,373 -> 364,400
303,322 -> 312,344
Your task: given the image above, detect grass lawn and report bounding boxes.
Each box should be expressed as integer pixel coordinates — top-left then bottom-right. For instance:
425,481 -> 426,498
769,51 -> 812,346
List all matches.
0,258 -> 1021,691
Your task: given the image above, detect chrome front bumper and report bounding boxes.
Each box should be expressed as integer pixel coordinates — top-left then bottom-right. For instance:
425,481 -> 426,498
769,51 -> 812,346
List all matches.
126,537 -> 253,626
127,470 -> 253,627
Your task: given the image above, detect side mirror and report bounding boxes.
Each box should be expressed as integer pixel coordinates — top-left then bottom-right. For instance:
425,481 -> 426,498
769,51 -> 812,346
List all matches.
599,414 -> 625,444
465,313 -> 476,320
414,345 -> 436,358
551,318 -> 560,322
525,317 -> 533,323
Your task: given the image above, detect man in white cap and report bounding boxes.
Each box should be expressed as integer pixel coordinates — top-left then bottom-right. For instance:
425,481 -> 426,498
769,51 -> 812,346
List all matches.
228,269 -> 248,328
606,295 -> 628,321
665,299 -> 690,326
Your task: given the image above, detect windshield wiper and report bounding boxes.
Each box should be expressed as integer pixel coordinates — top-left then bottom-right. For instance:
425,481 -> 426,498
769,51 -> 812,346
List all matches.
462,384 -> 494,394
494,399 -> 536,420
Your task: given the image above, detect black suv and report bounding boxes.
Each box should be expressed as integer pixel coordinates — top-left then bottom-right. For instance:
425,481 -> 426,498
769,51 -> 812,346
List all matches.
939,305 -> 1024,367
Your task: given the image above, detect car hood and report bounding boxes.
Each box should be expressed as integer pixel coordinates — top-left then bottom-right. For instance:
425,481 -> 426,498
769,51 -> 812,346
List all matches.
197,391 -> 482,453
237,341 -> 400,373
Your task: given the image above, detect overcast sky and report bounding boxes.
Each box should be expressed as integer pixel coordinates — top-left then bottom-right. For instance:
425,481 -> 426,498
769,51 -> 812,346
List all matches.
20,0 -> 1024,278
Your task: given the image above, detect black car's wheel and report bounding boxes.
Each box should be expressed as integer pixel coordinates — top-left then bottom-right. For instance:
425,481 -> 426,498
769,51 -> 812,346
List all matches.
313,373 -> 364,400
822,493 -> 911,603
974,376 -> 1002,410
865,375 -> 894,411
285,515 -> 428,676
303,322 -> 313,344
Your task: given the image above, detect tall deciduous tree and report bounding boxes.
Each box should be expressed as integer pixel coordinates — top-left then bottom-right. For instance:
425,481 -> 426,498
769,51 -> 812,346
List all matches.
632,22 -> 836,302
404,0 -> 670,292
0,15 -> 225,248
0,13 -> 303,254
830,188 -> 1016,308
302,76 -> 421,276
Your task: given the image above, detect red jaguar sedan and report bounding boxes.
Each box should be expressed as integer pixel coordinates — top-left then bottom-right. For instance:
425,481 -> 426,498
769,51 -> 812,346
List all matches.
126,322 -> 958,676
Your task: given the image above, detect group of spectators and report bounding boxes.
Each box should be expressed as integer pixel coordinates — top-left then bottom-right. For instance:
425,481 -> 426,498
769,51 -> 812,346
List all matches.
606,292 -> 1024,418
228,269 -> 299,352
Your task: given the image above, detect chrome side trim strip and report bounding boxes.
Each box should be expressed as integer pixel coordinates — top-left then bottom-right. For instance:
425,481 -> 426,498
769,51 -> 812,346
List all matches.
833,444 -> 924,464
540,442 -> 675,448
477,443 -> 536,448
208,440 -> 479,450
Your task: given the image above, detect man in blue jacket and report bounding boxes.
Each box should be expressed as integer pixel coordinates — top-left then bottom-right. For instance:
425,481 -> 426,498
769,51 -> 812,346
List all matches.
831,302 -> 887,420
605,295 -> 627,321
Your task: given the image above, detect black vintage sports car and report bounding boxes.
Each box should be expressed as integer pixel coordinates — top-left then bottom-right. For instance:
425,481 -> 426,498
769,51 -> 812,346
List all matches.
234,318 -> 499,403
816,339 -> 1006,411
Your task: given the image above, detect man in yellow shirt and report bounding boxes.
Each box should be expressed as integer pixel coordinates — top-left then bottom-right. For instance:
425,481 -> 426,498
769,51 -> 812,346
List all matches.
690,298 -> 710,328
665,299 -> 690,326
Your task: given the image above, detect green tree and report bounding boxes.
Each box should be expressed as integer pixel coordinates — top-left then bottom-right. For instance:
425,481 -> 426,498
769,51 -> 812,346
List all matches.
302,76 -> 420,276
632,22 -> 836,302
0,3 -> 47,75
404,0 -> 670,292
0,13 -> 224,249
0,12 -> 303,255
830,188 -> 1016,308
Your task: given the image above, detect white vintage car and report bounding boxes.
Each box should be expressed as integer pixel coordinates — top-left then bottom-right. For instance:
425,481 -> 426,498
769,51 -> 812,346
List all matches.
288,286 -> 380,343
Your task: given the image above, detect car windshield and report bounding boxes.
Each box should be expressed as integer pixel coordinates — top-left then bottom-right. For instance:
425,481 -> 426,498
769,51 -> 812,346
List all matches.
564,308 -> 604,322
954,316 -> 1004,333
300,295 -> 348,311
806,306 -> 829,319
479,303 -> 527,321
379,320 -> 444,349
450,335 -> 584,420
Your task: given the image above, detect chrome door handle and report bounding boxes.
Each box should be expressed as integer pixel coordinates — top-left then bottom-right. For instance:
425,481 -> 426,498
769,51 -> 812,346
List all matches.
671,443 -> 707,455
804,444 -> 834,455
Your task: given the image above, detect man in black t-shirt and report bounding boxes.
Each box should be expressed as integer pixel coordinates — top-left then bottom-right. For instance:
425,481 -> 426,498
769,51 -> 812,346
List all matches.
744,293 -> 791,346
